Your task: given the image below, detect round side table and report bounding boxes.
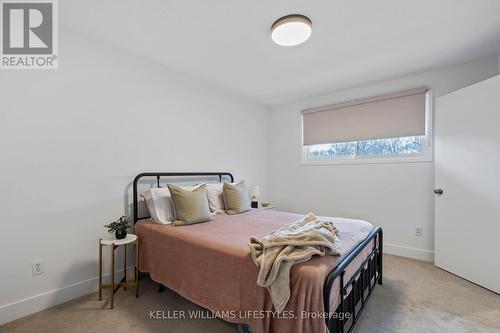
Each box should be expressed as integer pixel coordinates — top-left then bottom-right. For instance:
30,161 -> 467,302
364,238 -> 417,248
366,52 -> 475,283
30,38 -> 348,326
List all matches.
99,234 -> 139,309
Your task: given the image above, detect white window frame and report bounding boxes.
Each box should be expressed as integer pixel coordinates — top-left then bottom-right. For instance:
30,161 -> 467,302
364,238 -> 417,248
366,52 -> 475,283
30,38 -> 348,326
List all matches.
301,89 -> 433,165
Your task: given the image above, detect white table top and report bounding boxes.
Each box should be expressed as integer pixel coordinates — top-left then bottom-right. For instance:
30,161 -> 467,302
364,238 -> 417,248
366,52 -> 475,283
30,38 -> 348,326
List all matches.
100,234 -> 137,246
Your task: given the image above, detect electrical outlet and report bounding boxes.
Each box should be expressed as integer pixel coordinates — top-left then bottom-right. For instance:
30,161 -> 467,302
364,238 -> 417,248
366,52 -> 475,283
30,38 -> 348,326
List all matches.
415,227 -> 423,236
32,259 -> 44,276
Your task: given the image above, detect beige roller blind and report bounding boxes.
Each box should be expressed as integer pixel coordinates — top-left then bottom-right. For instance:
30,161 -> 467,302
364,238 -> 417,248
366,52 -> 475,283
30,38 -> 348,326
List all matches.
302,88 -> 427,146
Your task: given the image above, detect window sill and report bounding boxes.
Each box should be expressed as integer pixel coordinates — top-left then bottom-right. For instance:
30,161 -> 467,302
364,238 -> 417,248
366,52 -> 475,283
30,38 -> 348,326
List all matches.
301,155 -> 432,166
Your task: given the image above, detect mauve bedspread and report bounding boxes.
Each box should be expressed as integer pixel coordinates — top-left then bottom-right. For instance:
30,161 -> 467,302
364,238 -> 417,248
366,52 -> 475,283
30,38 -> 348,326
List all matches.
134,209 -> 374,333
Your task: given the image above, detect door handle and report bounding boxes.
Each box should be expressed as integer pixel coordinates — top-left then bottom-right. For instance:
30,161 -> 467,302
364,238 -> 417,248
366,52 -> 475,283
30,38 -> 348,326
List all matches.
434,189 -> 444,195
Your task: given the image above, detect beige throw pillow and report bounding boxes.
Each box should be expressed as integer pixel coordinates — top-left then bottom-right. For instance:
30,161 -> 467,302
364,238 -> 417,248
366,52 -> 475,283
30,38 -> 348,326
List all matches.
223,181 -> 251,215
167,184 -> 213,226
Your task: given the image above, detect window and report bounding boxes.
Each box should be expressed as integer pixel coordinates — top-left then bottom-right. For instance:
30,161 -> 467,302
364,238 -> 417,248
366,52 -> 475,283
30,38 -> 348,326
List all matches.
302,88 -> 432,164
305,135 -> 426,160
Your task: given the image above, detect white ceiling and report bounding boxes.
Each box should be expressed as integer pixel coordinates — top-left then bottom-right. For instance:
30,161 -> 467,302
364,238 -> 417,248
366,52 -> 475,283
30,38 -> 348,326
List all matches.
62,0 -> 500,106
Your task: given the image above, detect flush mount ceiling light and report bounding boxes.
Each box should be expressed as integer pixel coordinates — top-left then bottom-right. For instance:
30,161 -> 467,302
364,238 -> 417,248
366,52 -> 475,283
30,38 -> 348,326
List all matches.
271,14 -> 312,46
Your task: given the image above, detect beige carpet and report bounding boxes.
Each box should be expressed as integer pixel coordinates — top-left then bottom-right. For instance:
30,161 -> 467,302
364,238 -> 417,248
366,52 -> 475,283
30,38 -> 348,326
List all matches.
1,255 -> 499,333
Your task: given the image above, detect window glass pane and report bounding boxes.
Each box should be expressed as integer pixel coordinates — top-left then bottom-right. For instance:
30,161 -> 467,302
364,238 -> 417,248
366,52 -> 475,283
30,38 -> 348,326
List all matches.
357,136 -> 421,157
305,142 -> 356,160
304,136 -> 423,161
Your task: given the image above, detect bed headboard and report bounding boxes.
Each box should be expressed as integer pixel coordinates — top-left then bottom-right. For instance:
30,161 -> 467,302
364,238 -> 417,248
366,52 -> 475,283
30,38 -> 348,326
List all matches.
132,172 -> 234,224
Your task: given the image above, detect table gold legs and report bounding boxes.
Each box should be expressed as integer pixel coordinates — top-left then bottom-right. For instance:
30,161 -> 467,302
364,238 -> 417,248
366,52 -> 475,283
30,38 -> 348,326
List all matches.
98,238 -> 139,309
135,238 -> 139,298
111,243 -> 115,309
123,244 -> 127,291
98,240 -> 102,301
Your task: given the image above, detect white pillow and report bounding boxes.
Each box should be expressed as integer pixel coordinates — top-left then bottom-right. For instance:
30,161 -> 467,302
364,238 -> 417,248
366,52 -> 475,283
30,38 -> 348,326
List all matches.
206,183 -> 227,214
140,185 -> 208,224
139,190 -> 157,221
140,188 -> 175,225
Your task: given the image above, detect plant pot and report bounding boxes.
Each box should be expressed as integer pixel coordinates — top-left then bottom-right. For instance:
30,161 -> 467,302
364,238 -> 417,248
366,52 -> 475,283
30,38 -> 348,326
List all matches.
115,230 -> 127,240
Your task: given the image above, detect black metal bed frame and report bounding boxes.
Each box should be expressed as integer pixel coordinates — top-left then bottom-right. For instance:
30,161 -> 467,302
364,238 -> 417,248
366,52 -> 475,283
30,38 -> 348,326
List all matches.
132,172 -> 382,333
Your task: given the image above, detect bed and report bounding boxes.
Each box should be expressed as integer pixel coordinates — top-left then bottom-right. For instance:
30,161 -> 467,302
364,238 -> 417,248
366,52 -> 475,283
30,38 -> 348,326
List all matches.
133,172 -> 382,333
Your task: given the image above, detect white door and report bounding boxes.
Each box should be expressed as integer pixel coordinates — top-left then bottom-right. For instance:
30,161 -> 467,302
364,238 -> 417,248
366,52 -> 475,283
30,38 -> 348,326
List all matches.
435,75 -> 500,293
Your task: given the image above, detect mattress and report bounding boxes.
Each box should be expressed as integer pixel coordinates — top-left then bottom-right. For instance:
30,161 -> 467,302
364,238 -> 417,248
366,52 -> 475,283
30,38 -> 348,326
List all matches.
134,209 -> 374,333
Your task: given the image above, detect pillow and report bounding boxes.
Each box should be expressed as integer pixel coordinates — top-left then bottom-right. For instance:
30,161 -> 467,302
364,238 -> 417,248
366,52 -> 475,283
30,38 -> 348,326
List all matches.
139,185 -> 205,225
206,183 -> 226,214
222,181 -> 251,215
139,188 -> 175,225
139,190 -> 159,221
167,184 -> 213,226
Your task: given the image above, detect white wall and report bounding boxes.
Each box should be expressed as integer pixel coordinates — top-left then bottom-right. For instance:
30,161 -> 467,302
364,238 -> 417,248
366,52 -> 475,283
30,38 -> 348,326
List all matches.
268,56 -> 498,262
0,29 -> 268,324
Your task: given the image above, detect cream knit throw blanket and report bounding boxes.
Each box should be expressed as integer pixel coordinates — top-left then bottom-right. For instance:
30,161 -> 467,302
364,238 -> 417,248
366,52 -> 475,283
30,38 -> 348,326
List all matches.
248,213 -> 342,312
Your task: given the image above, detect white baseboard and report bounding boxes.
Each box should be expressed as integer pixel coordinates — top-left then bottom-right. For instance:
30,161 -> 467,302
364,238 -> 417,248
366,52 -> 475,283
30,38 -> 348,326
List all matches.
384,243 -> 434,262
0,268 -> 130,325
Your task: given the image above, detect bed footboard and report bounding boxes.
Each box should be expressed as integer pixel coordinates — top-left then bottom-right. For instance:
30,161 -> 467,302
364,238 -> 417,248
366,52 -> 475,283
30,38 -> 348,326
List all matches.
323,227 -> 383,333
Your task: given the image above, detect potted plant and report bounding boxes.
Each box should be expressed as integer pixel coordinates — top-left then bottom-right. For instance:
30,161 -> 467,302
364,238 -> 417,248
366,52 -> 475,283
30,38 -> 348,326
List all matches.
104,216 -> 130,240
